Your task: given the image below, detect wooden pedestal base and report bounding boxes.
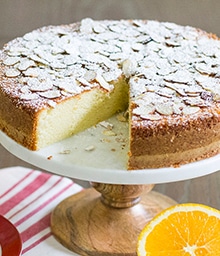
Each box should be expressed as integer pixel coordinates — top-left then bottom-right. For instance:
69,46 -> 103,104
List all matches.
51,183 -> 176,256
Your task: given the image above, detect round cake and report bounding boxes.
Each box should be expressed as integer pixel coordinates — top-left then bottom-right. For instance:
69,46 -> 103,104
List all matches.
1,18 -> 220,169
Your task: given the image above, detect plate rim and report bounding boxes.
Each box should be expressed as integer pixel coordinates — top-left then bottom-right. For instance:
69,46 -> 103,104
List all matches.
1,129 -> 220,184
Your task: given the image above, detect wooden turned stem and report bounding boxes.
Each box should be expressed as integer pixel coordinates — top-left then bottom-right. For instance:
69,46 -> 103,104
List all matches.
51,183 -> 176,256
91,182 -> 155,208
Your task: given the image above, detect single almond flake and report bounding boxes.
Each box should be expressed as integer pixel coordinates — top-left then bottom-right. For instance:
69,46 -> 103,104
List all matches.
93,24 -> 106,34
122,59 -> 137,78
20,85 -> 30,94
173,104 -> 183,115
29,54 -> 48,65
164,70 -> 192,84
102,70 -> 121,82
23,68 -> 39,77
27,78 -> 53,92
156,104 -> 173,115
38,89 -> 61,99
183,97 -> 207,107
185,90 -> 201,97
23,31 -> 40,41
109,52 -> 126,61
5,68 -> 21,77
47,100 -> 57,108
156,89 -> 173,98
195,63 -> 217,75
7,47 -> 25,57
50,60 -> 66,69
133,105 -> 155,116
80,18 -> 94,33
77,77 -> 93,87
132,20 -> 143,27
95,73 -> 114,91
20,93 -> 39,100
3,57 -> 20,66
164,83 -> 187,97
165,39 -> 180,47
108,24 -> 123,33
84,70 -> 97,81
17,59 -> 36,71
131,43 -> 143,52
182,106 -> 200,115
140,114 -> 162,121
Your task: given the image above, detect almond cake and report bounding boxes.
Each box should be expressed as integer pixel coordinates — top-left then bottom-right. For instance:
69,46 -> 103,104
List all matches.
1,18 -> 220,169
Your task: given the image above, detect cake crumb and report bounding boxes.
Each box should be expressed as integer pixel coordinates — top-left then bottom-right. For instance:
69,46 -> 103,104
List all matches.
100,138 -> 111,143
59,149 -> 71,154
99,121 -> 114,130
103,130 -> 116,136
85,145 -> 95,151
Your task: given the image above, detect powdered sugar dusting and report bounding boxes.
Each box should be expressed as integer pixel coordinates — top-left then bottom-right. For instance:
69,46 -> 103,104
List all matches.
1,19 -> 220,115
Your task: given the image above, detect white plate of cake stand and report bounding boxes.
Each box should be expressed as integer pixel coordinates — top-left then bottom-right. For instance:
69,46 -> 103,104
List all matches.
1,115 -> 220,256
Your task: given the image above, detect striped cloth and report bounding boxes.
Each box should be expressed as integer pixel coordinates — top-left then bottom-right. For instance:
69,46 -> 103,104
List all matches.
0,166 -> 83,255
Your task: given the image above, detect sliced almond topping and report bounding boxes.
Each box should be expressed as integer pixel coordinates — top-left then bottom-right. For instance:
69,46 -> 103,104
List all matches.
3,19 -> 220,118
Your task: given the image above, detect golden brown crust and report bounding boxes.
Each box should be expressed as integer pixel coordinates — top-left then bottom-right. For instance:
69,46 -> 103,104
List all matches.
0,88 -> 38,150
128,142 -> 220,169
128,107 -> 220,169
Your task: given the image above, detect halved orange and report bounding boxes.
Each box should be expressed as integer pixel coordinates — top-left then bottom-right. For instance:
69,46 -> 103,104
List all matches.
137,203 -> 220,255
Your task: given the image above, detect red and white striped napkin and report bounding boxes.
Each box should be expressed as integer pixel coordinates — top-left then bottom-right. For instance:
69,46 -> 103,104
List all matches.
0,166 -> 83,255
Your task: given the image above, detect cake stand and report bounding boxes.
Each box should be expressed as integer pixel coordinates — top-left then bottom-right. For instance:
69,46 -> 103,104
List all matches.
1,115 -> 220,255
